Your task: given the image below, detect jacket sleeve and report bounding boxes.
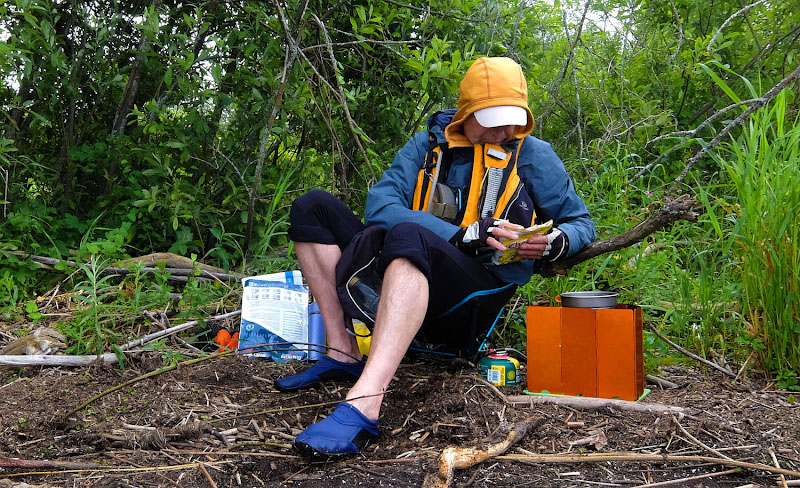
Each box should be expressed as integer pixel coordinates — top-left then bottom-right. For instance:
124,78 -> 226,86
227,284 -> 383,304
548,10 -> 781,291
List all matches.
516,137 -> 596,256
364,132 -> 462,241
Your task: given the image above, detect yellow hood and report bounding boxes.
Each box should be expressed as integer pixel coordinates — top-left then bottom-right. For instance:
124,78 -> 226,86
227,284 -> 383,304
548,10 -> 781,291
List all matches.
445,57 -> 534,147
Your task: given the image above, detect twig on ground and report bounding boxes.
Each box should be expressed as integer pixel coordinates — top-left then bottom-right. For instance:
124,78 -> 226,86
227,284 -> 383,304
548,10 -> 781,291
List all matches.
1,310 -> 240,367
498,452 -> 800,478
0,455 -> 102,470
144,310 -> 203,354
475,377 -> 509,404
645,323 -> 736,378
646,375 -> 679,389
638,468 -> 738,487
770,447 -> 789,488
0,353 -> 118,367
164,448 -> 297,459
0,460 -> 229,479
198,463 -> 219,488
62,351 -> 233,422
734,351 -> 755,383
119,310 -> 241,351
209,391 -> 390,424
671,415 -> 732,460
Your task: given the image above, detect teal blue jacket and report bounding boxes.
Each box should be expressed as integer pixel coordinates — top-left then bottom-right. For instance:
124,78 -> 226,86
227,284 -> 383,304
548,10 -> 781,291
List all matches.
364,110 -> 595,285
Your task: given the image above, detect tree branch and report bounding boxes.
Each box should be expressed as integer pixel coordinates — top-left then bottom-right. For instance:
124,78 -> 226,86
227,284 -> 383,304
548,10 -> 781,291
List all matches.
537,195 -> 700,277
308,13 -> 376,184
669,62 -> 800,190
244,0 -> 310,251
707,0 -> 768,52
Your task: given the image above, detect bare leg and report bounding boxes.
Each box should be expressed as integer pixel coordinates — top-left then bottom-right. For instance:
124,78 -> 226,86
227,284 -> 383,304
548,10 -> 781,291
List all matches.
295,242 -> 360,363
345,258 -> 429,420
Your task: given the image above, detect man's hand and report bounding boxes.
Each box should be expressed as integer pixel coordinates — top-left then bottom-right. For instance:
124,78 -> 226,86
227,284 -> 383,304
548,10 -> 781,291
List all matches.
515,228 -> 569,261
452,218 -> 523,251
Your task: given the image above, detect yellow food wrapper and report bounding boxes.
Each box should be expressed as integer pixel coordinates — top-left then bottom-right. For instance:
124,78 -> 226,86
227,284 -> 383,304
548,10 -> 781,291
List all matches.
493,220 -> 553,265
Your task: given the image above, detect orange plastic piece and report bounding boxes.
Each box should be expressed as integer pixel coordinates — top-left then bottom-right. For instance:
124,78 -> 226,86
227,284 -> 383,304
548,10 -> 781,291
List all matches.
215,329 -> 231,352
228,332 -> 240,351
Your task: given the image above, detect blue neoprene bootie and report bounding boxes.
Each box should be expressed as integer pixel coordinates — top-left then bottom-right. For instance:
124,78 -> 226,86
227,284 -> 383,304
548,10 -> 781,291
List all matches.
274,356 -> 365,391
294,403 -> 379,457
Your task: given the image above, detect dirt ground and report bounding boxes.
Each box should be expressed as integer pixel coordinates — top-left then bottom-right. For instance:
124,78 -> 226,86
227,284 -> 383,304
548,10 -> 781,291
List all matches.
1,351 -> 799,488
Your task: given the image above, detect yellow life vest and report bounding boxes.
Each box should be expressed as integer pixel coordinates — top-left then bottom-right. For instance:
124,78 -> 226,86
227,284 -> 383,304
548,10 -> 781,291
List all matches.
412,139 -> 535,229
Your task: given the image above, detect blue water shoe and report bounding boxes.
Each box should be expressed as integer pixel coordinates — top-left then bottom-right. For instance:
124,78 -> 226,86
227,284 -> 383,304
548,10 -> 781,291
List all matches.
294,403 -> 379,457
274,356 -> 364,391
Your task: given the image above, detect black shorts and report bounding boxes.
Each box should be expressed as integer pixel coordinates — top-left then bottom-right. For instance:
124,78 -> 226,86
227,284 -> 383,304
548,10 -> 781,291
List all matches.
289,190 -> 516,356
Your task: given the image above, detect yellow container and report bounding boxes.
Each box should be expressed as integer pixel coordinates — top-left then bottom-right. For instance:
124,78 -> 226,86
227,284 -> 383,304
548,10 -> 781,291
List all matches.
353,320 -> 372,357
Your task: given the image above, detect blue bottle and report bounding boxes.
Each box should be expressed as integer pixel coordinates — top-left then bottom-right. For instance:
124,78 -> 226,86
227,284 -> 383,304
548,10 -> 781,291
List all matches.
308,301 -> 327,361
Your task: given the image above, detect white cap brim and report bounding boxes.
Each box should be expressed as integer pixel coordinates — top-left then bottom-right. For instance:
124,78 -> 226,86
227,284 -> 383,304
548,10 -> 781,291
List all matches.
474,105 -> 527,128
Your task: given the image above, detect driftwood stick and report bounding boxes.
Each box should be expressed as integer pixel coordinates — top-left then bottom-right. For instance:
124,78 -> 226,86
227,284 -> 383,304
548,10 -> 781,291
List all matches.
505,394 -> 685,416
0,353 -> 118,367
645,322 -> 736,378
538,195 -> 700,276
0,454 -> 102,470
498,452 -> 800,478
144,310 -> 203,354
422,417 -> 545,488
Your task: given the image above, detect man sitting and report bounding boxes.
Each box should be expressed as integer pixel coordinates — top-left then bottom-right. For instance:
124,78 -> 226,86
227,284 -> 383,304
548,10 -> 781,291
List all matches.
276,57 -> 595,457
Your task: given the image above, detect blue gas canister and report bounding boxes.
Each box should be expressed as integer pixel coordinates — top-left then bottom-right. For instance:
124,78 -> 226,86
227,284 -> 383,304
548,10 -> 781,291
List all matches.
308,301 -> 326,360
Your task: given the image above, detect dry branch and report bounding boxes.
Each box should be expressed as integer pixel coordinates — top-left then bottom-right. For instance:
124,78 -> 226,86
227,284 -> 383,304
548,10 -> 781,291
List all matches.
62,351 -> 232,422
632,62 -> 800,188
498,452 -> 800,478
476,377 -> 684,415
646,322 -> 736,378
670,62 -> 800,190
118,310 -> 241,352
0,454 -> 101,470
0,353 -> 117,367
9,251 -> 241,282
505,394 -> 685,416
538,194 -> 700,276
244,0 -> 309,250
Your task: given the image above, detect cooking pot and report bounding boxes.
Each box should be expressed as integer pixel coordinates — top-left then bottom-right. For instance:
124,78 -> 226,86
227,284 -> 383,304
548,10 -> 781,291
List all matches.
556,291 -> 619,309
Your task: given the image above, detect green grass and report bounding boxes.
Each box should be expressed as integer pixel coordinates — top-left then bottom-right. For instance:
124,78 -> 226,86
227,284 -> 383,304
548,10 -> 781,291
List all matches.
710,91 -> 800,386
